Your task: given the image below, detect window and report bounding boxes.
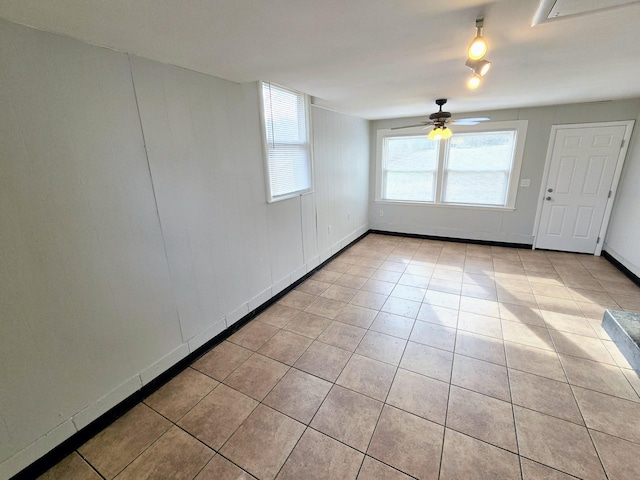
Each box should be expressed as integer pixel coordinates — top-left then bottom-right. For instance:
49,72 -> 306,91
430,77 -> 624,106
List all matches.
260,82 -> 313,202
376,120 -> 527,209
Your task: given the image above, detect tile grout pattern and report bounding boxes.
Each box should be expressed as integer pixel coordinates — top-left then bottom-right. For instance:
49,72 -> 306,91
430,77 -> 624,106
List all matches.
39,234 -> 640,480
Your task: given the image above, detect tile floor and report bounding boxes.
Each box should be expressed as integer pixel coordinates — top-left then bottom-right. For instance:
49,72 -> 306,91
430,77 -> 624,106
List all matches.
39,234 -> 640,480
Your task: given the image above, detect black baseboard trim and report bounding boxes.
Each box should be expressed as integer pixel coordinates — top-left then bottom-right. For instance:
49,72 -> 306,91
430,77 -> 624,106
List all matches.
10,230 -> 370,480
368,230 -> 533,250
602,250 -> 640,288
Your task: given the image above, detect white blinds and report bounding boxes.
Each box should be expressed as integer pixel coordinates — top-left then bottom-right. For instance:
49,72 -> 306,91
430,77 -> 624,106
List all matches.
261,82 -> 312,201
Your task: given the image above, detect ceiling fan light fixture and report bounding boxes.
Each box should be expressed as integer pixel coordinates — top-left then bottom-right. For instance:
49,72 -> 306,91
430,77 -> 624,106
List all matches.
428,126 -> 453,140
467,74 -> 481,89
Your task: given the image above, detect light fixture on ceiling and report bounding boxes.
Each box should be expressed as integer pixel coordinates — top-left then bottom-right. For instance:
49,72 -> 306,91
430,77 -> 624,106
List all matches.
466,17 -> 491,89
467,17 -> 488,60
428,126 -> 453,140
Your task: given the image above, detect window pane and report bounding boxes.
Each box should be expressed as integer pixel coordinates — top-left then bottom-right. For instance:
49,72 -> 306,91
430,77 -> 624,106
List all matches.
261,82 -> 312,201
383,136 -> 437,202
443,131 -> 516,206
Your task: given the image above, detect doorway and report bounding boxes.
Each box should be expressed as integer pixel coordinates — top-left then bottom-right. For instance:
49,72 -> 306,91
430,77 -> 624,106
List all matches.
533,121 -> 634,254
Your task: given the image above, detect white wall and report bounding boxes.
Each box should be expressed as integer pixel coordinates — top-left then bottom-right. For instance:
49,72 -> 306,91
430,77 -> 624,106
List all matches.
604,109 -> 640,276
369,100 -> 640,245
0,20 -> 369,479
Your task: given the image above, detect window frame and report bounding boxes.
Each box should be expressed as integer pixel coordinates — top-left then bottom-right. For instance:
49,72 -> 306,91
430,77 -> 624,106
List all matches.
375,120 -> 528,210
259,81 -> 314,203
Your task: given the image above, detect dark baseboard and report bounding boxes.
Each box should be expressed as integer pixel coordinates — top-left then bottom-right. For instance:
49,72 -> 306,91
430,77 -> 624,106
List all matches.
368,229 -> 533,250
10,230 -> 369,480
602,250 -> 640,288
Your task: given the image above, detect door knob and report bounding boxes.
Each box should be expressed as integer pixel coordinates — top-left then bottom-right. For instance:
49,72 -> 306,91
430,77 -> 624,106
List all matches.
547,188 -> 553,192
546,196 -> 552,201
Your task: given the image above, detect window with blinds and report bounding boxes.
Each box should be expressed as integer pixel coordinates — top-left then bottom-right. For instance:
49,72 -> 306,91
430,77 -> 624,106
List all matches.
260,82 -> 313,202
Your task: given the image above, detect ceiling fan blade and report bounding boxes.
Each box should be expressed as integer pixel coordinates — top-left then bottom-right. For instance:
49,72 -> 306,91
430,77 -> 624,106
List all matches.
390,122 -> 432,130
450,117 -> 491,125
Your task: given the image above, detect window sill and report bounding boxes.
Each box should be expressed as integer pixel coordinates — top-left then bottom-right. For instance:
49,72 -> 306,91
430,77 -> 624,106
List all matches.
374,199 -> 516,212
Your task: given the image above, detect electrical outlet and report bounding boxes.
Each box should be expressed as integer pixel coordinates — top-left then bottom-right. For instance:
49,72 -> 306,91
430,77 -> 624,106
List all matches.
379,210 -> 384,217
520,179 -> 531,187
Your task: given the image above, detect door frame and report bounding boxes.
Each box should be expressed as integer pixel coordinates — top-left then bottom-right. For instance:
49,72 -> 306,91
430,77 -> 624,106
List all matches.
532,120 -> 635,255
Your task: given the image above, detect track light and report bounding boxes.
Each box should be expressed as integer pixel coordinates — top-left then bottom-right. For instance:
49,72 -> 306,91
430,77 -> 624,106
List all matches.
465,58 -> 491,77
467,75 -> 481,89
467,17 -> 488,60
428,126 -> 453,141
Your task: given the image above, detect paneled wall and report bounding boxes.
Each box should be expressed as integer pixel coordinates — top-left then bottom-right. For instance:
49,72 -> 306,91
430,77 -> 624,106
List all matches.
0,20 -> 369,478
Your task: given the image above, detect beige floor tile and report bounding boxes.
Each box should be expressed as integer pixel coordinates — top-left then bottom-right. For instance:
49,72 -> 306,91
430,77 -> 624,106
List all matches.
78,404 -> 171,479
293,341 -> 352,382
195,455 -> 255,479
220,405 -> 305,480
278,290 -> 316,310
526,272 -> 563,286
400,341 -> 454,382
409,320 -> 456,351
370,312 -> 415,339
282,312 -> 331,339
310,385 -> 383,452
381,296 -> 421,318
494,278 -> 532,294
458,311 -> 503,339
358,257 -> 385,269
334,304 -> 378,329
311,269 -> 342,284
602,340 -> 635,369
463,272 -> 496,287
336,354 -> 396,401
439,429 -> 521,480
321,284 -> 358,303
223,353 -> 289,401
622,368 -> 640,397
367,405 -> 443,479
317,321 -> 366,351
304,296 -> 347,319
178,383 -> 258,449
572,386 -> 640,443
455,330 -> 506,366
567,288 -> 618,306
144,367 -> 218,421
446,386 -> 517,452
355,330 -> 407,365
514,406 -> 606,480
498,303 -> 546,327
113,426 -> 213,480
509,369 -> 583,425
361,278 -> 396,295
423,290 -> 461,310
371,269 -> 403,283
520,458 -> 578,480
38,452 -> 101,480
257,304 -> 302,328
559,354 -> 639,401
428,278 -> 462,295
451,354 -> 510,402
263,368 -> 332,424
405,264 -> 434,277
496,289 -> 538,308
324,261 -> 355,273
416,304 -> 458,328
228,321 -> 280,351
346,265 -> 377,278
542,311 -> 599,338
391,284 -> 427,302
501,320 -> 554,350
504,342 -> 566,382
349,290 -> 388,310
386,368 -> 449,424
378,260 -> 406,272
335,273 -> 368,289
460,296 -> 500,318
276,428 -> 363,480
258,330 -> 313,365
461,283 -> 497,300
295,279 -> 331,296
398,272 -> 431,288
536,296 -> 583,316
357,456 -> 413,480
432,267 -> 464,282
590,430 -> 640,480
548,329 -> 615,365
192,341 -> 253,381
530,282 -> 573,300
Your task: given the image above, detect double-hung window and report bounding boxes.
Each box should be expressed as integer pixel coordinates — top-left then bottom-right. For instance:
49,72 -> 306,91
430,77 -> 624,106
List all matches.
259,82 -> 313,202
376,120 -> 527,209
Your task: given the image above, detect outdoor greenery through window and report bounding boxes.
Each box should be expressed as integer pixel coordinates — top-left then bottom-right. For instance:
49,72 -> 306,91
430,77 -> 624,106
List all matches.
260,82 -> 312,202
376,121 -> 527,209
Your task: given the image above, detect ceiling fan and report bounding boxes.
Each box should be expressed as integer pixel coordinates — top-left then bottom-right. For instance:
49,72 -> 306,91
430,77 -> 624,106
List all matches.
392,99 -> 490,139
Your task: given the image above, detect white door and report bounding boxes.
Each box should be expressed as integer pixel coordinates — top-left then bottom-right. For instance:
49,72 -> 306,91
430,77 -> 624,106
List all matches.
535,124 -> 628,254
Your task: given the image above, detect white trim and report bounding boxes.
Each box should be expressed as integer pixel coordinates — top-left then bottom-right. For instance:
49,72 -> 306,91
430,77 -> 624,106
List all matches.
375,120 -> 528,209
532,120 -> 635,254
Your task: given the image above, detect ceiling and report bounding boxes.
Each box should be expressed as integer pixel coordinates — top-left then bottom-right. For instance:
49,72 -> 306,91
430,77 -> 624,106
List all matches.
1,0 -> 640,119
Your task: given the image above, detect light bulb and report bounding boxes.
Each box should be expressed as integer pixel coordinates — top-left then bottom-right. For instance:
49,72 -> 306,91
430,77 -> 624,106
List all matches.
440,127 -> 453,139
468,74 -> 481,89
467,36 -> 488,60
478,60 -> 491,76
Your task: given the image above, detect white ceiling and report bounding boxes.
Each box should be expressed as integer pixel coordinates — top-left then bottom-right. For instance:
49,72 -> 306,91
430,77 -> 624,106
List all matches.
1,0 -> 640,119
